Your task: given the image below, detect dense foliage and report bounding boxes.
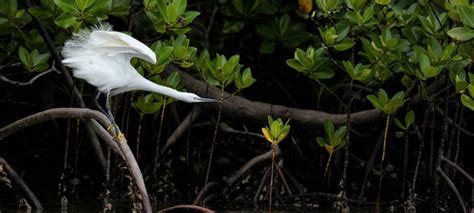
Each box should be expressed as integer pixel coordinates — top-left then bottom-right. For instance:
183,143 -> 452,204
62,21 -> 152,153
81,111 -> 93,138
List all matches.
0,0 -> 473,212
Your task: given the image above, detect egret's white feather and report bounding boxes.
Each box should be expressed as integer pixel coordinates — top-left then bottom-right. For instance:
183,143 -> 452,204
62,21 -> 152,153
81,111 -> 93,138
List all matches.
61,23 -> 216,103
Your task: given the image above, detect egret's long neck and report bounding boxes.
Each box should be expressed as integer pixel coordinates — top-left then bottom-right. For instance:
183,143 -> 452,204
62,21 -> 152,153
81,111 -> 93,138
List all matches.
130,74 -> 185,101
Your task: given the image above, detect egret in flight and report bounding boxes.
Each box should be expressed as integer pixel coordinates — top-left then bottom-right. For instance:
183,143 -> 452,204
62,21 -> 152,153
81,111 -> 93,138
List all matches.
61,23 -> 215,119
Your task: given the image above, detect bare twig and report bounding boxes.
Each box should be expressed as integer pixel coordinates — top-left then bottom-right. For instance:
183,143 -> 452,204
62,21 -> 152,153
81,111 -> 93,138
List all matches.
254,166 -> 271,206
226,149 -> 275,188
193,181 -> 219,205
203,86 -> 224,202
436,167 -> 467,213
435,107 -> 474,136
219,122 -> 264,138
439,156 -> 473,183
0,62 -> 21,70
0,66 -> 60,86
0,156 -> 43,210
275,164 -> 292,196
160,106 -> 202,156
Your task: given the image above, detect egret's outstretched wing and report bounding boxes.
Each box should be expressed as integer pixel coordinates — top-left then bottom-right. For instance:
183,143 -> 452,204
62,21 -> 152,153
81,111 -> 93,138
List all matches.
88,31 -> 156,64
62,23 -> 156,64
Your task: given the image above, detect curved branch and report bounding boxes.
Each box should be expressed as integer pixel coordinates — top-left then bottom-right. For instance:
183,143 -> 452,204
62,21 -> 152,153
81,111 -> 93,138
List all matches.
0,108 -> 152,213
170,69 -> 382,128
226,149 -> 276,188
439,156 -> 473,183
0,156 -> 43,210
0,108 -> 110,139
436,167 -> 467,213
89,119 -> 123,157
158,204 -> 215,213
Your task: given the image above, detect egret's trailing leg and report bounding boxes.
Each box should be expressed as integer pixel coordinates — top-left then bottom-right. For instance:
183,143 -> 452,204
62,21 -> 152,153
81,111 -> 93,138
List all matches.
104,91 -> 122,137
93,91 -> 107,115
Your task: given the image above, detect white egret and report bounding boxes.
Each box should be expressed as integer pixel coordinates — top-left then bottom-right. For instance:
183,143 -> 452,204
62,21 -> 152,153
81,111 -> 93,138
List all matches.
61,23 -> 215,118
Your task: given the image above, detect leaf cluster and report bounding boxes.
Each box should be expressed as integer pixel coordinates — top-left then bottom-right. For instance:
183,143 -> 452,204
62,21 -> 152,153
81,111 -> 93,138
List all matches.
262,116 -> 291,145
367,89 -> 406,115
144,0 -> 199,35
193,51 -> 255,91
316,120 -> 347,155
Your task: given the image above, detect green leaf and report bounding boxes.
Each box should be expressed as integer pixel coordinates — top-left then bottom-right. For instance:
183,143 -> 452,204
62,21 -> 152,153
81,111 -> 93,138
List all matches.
158,48 -> 173,65
313,69 -> 335,79
279,14 -> 290,35
286,59 -> 305,72
166,4 -> 178,24
391,91 -> 405,104
419,53 -> 430,72
344,11 -> 361,25
378,89 -> 389,106
468,84 -> 474,97
173,0 -> 187,16
441,42 -> 456,61
0,0 -> 17,18
345,0 -> 367,11
109,0 -> 130,17
454,74 -> 468,93
143,0 -> 157,9
267,115 -> 274,125
367,95 -> 383,111
183,11 -> 200,25
75,0 -> 94,11
401,75 -> 413,88
333,39 -> 355,51
87,0 -> 111,14
361,6 -> 375,24
393,118 -> 406,130
334,126 -> 347,146
55,13 -> 78,28
166,71 -> 181,88
461,94 -> 474,111
316,137 -> 327,148
18,46 -> 30,67
458,4 -> 474,28
256,25 -> 276,40
375,0 -> 391,5
447,27 -> 474,41
249,0 -> 259,13
260,40 -> 275,54
223,21 -> 243,33
54,0 -> 78,14
157,0 -> 168,23
324,120 -> 335,137
294,48 -> 306,63
232,0 -> 244,15
33,53 -> 50,66
404,110 -> 415,128
243,68 -> 255,84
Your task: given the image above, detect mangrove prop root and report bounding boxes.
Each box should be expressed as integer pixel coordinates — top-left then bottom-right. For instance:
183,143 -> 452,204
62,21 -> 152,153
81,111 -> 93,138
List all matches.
0,156 -> 43,210
0,108 -> 152,213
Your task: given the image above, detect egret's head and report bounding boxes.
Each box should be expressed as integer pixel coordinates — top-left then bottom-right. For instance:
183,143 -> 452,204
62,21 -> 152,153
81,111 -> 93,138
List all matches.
179,92 -> 217,103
